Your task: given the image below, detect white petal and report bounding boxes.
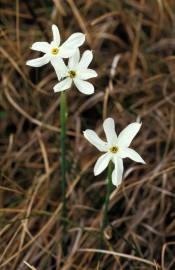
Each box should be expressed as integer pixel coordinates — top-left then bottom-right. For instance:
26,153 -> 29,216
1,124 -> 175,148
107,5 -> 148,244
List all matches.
78,50 -> 93,69
59,48 -> 77,58
31,42 -> 50,53
103,118 -> 117,146
83,130 -> 108,152
51,57 -> 68,80
26,54 -> 50,67
59,33 -> 85,58
63,33 -> 85,47
120,148 -> 145,164
74,78 -> 94,95
78,69 -> 97,80
112,157 -> 124,186
52,25 -> 60,46
94,153 -> 111,176
53,78 -> 72,93
50,40 -> 59,49
117,122 -> 142,147
68,49 -> 80,69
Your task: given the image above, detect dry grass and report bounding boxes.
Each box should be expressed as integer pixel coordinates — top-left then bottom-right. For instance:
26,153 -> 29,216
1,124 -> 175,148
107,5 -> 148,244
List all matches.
0,0 -> 175,269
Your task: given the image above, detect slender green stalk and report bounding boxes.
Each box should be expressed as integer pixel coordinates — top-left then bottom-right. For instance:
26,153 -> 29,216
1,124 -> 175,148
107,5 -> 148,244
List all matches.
60,91 -> 67,248
101,161 -> 113,240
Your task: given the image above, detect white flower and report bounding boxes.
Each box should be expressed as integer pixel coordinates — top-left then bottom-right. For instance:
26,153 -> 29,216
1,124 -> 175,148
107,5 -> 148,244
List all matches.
83,118 -> 145,187
53,49 -> 97,95
26,25 -> 85,80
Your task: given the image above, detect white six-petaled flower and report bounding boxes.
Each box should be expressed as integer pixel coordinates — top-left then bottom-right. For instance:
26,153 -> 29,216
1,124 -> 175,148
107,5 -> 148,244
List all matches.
53,49 -> 97,95
26,25 -> 85,80
83,118 -> 145,187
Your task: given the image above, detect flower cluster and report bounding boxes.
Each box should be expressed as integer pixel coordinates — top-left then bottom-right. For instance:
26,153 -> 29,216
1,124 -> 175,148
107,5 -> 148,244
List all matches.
26,25 -> 97,95
26,25 -> 145,187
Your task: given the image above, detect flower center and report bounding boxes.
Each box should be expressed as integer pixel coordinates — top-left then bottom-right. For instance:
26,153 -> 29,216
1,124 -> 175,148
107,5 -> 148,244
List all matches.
68,70 -> 76,78
51,47 -> 59,55
109,146 -> 119,154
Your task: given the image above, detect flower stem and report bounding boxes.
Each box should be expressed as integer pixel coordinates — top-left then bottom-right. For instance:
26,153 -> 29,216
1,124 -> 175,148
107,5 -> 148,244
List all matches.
101,161 -> 113,241
60,91 -> 68,250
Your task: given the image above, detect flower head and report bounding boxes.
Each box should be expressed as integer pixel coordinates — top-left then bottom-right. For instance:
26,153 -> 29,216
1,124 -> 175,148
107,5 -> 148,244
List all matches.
26,25 -> 85,80
53,49 -> 97,95
83,118 -> 145,187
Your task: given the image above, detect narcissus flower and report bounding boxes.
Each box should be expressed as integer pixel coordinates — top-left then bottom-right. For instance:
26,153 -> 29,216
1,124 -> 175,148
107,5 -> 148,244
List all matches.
83,118 -> 145,186
26,25 -> 85,79
53,49 -> 97,95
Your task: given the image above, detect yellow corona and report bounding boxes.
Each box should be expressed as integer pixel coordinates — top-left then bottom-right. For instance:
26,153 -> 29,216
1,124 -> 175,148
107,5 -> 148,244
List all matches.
51,48 -> 59,55
68,70 -> 76,78
109,146 -> 119,154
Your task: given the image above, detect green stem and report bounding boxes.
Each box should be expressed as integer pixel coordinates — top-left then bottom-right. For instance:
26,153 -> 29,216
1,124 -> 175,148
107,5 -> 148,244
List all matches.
101,161 -> 113,240
60,91 -> 67,247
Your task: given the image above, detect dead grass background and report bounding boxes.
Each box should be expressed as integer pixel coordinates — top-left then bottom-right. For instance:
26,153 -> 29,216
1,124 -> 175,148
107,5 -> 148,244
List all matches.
0,0 -> 175,269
